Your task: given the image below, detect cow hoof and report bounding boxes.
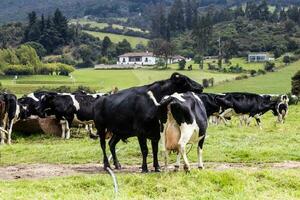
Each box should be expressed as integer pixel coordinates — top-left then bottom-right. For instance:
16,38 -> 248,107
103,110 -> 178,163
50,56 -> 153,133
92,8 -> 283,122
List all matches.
141,168 -> 149,173
115,163 -> 122,170
183,164 -> 190,173
198,165 -> 205,170
89,133 -> 99,140
174,166 -> 179,172
154,167 -> 161,172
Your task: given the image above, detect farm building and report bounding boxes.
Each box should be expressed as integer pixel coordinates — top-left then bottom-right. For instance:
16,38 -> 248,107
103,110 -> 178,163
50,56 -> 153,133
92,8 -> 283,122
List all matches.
117,52 -> 187,66
248,53 -> 274,62
117,52 -> 157,65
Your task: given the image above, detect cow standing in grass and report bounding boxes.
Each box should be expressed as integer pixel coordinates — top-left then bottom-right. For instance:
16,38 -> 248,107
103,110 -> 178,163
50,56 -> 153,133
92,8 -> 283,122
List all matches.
158,92 -> 208,172
93,73 -> 203,172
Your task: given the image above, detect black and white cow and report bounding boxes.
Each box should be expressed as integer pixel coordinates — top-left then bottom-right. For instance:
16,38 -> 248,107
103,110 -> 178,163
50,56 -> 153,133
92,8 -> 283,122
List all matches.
276,95 -> 289,123
38,92 -> 103,139
0,93 -> 29,144
93,73 -> 203,172
158,92 -> 208,172
18,91 -> 58,119
215,92 -> 278,128
196,93 -> 229,124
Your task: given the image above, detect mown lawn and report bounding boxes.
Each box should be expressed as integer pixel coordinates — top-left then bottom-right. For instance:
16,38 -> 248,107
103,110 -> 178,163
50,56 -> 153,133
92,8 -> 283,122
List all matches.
207,60 -> 300,94
0,169 -> 299,200
0,68 -> 238,96
84,30 -> 149,47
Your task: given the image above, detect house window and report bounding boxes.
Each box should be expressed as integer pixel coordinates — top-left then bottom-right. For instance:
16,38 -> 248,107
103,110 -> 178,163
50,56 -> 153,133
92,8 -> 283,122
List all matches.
145,57 -> 148,62
122,58 -> 126,62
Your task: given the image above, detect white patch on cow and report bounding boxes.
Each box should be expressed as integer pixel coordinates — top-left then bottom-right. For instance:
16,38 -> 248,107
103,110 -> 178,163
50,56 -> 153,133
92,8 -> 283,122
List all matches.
70,95 -> 80,111
170,93 -> 185,102
41,95 -> 45,100
147,91 -> 160,106
91,93 -> 105,98
192,92 -> 201,102
27,93 -> 39,102
163,95 -> 170,100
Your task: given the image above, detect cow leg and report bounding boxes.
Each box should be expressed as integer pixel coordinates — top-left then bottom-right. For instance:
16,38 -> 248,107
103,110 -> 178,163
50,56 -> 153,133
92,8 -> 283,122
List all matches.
99,130 -> 110,169
174,152 -> 181,172
108,135 -> 121,169
160,123 -> 167,171
0,130 -> 4,145
255,118 -> 262,130
164,150 -> 170,171
179,144 -> 190,172
65,120 -> 71,139
246,116 -> 253,127
60,120 -> 66,139
151,139 -> 160,172
6,119 -> 14,145
198,135 -> 206,169
138,136 -> 148,173
77,124 -> 82,134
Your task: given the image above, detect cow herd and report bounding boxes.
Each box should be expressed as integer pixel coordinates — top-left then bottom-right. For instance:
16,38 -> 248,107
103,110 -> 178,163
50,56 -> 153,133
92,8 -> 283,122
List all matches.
0,73 -> 290,172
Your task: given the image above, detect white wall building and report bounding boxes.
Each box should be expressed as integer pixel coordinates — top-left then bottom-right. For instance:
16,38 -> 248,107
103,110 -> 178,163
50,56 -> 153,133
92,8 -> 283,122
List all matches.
117,52 -> 157,65
248,53 -> 273,62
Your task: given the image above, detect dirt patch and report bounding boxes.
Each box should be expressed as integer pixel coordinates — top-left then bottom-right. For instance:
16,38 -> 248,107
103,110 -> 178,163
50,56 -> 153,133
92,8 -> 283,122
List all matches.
0,161 -> 299,180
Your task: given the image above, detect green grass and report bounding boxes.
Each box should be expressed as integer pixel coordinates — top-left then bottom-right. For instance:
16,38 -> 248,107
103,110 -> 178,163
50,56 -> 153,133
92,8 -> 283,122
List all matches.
1,105 -> 299,166
1,169 -> 299,200
70,18 -> 148,33
207,59 -> 300,94
85,30 -> 149,47
0,69 -> 238,96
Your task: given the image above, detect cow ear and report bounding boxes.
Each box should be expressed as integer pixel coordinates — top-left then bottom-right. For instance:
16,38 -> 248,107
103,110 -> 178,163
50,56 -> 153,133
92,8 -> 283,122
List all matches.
171,73 -> 183,83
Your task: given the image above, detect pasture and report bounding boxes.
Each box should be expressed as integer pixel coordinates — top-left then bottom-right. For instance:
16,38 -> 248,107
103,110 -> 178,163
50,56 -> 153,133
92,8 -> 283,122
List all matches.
84,30 -> 149,47
0,68 -> 238,96
0,59 -> 299,199
69,18 -> 149,33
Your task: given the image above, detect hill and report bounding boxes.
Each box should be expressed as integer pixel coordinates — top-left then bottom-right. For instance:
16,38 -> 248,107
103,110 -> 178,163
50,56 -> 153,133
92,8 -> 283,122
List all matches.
1,0 -> 300,24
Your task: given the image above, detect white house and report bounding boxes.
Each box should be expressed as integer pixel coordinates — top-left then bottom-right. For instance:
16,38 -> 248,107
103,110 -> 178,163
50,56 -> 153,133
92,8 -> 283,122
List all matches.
117,52 -> 187,66
117,52 -> 157,65
248,53 -> 273,62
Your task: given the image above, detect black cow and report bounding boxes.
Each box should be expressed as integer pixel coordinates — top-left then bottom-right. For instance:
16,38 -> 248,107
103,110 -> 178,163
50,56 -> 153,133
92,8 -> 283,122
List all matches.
158,92 -> 208,172
215,92 -> 278,128
93,73 -> 203,172
0,93 -> 29,144
38,93 -> 102,139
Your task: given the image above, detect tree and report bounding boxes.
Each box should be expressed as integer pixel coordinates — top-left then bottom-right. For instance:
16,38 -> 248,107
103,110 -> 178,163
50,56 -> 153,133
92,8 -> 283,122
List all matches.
116,39 -> 132,56
185,0 -> 193,30
149,39 -> 175,69
192,14 -> 213,68
102,36 -> 112,56
292,70 -> 300,96
150,3 -> 168,39
283,56 -> 290,65
258,0 -> 270,21
168,0 -> 185,33
53,8 -> 70,44
178,59 -> 186,70
24,42 -> 47,58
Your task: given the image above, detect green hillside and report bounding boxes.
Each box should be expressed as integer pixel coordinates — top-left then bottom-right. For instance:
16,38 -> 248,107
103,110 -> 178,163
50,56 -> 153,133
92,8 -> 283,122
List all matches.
84,31 -> 149,47
207,60 -> 300,94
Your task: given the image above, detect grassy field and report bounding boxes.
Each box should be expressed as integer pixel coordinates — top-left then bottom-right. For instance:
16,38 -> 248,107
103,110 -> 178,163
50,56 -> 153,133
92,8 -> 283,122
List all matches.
0,68 -> 238,96
207,59 -> 300,94
173,57 -> 284,71
85,30 -> 149,47
1,169 -> 299,200
0,58 -> 299,199
70,18 -> 148,33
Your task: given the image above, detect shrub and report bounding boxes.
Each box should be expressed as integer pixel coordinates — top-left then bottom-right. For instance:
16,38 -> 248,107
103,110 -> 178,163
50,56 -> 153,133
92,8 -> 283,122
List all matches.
74,85 -> 96,94
178,59 -> 186,70
250,70 -> 257,76
257,69 -> 266,75
75,60 -> 94,68
57,63 -> 75,76
3,64 -> 34,75
98,56 -> 109,64
292,70 -> 300,96
202,79 -> 209,88
283,56 -> 290,65
264,61 -> 275,72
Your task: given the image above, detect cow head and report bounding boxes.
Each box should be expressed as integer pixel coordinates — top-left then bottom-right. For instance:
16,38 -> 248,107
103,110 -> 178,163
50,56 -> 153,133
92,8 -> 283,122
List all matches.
37,94 -> 56,118
18,104 -> 31,120
18,97 -> 40,119
170,73 -> 203,94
